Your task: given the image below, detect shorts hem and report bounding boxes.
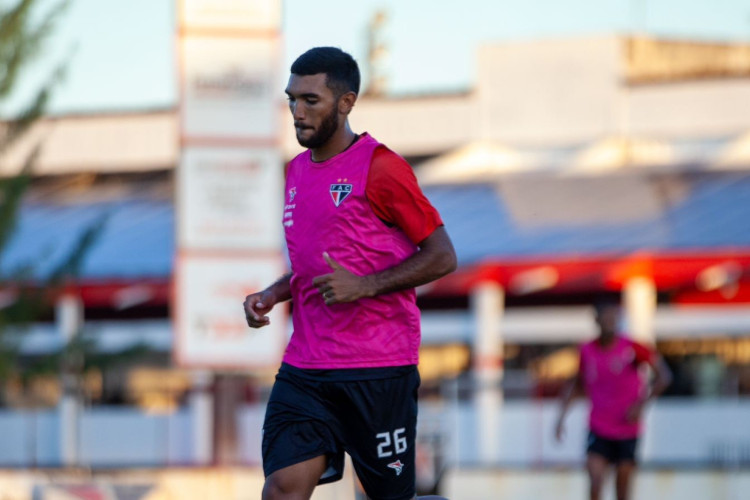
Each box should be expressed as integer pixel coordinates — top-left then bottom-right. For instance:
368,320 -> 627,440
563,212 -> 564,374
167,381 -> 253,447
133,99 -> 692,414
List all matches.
587,449 -> 637,465
363,491 -> 416,500
264,448 -> 342,484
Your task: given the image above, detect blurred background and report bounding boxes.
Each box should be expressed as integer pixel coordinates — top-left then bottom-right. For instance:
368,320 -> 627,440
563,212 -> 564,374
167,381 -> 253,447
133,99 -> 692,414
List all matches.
1,0 -> 750,498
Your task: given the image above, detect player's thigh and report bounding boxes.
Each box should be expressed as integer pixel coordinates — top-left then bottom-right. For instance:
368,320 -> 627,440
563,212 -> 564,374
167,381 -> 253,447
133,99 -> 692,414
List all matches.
263,455 -> 327,500
262,369 -> 343,482
615,437 -> 638,463
586,433 -> 612,487
586,431 -> 617,465
338,370 -> 420,500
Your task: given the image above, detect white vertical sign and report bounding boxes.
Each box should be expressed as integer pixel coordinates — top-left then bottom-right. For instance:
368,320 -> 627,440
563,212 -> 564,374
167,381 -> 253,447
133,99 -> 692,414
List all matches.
175,255 -> 286,368
175,0 -> 284,369
180,0 -> 280,32
180,37 -> 279,140
178,147 -> 283,250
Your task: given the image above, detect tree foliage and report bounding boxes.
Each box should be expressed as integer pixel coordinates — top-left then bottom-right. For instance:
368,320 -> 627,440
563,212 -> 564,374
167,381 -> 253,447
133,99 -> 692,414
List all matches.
0,0 -> 69,154
0,0 -> 109,404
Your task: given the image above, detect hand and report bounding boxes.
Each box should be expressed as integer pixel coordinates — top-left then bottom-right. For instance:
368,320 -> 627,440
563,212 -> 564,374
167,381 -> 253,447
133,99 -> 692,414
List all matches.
243,289 -> 276,328
312,252 -> 374,305
626,399 -> 646,423
555,419 -> 565,442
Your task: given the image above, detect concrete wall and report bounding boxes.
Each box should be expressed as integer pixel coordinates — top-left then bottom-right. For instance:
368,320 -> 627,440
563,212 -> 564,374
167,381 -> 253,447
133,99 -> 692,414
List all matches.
3,400 -> 749,469
477,37 -> 624,146
434,399 -> 750,467
0,409 -> 193,467
0,111 -> 177,176
442,468 -> 750,500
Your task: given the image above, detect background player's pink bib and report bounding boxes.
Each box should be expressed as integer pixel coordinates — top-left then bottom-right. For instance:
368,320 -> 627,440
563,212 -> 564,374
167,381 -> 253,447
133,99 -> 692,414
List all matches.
282,133 -> 421,369
580,337 -> 648,439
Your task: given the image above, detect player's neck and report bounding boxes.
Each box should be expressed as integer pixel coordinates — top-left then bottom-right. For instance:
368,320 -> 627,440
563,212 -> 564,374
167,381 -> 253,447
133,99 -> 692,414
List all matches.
597,334 -> 617,348
311,124 -> 357,162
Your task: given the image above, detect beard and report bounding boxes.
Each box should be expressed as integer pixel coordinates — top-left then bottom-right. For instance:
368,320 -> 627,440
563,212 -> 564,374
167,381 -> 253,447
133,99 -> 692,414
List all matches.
296,105 -> 339,149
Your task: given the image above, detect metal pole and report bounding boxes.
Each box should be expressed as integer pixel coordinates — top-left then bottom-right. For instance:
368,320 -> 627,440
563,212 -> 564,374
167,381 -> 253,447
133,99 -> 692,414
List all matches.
623,276 -> 657,344
470,281 -> 504,464
56,293 -> 83,467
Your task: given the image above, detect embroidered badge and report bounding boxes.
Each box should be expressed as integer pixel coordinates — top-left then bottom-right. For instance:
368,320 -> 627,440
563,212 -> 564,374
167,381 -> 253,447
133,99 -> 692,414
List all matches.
288,186 -> 296,202
387,460 -> 404,476
330,179 -> 353,207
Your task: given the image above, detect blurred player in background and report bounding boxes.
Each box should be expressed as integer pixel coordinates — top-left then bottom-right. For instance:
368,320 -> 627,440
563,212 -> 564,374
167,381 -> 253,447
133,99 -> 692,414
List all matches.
244,46 -> 456,500
555,299 -> 672,500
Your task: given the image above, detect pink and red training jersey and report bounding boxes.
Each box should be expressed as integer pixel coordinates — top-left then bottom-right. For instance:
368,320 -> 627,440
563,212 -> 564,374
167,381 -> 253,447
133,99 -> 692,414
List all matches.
579,336 -> 656,439
282,133 -> 441,369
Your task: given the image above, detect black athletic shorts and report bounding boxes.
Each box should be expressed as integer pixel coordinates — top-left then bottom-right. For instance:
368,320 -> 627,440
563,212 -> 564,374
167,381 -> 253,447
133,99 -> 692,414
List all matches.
586,430 -> 638,464
262,362 -> 420,500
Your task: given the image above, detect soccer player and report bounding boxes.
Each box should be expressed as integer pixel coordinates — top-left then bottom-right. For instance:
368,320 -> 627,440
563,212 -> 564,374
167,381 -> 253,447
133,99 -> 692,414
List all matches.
554,299 -> 672,500
243,47 -> 456,500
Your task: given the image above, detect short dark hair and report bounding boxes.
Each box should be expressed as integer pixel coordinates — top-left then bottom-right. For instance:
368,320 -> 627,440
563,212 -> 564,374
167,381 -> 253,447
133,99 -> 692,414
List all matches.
593,293 -> 621,317
290,47 -> 360,97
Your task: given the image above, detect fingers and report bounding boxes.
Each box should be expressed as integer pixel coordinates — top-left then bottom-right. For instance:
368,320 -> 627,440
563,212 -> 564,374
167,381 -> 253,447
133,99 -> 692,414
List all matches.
322,289 -> 336,305
312,273 -> 332,287
310,276 -> 337,305
312,275 -> 338,305
243,294 -> 271,328
323,252 -> 343,270
247,316 -> 270,328
312,271 -> 334,295
314,254 -> 348,304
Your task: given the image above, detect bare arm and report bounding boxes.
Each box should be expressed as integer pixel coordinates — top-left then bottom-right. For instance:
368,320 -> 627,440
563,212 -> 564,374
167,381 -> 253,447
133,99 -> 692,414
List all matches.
627,354 -> 673,421
312,226 -> 457,305
243,272 -> 292,328
555,372 -> 584,442
648,355 -> 673,399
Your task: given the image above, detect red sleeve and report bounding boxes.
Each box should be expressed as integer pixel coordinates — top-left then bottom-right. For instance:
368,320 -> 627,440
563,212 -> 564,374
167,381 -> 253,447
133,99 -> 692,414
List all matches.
630,340 -> 657,366
366,146 -> 444,245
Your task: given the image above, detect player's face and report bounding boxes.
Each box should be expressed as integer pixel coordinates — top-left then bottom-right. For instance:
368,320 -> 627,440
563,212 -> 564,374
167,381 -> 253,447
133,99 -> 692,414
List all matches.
596,305 -> 619,340
285,73 -> 340,149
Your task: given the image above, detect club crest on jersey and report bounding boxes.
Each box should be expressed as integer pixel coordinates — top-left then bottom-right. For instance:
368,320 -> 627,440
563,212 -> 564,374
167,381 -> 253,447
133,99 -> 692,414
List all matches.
387,460 -> 404,476
288,186 -> 296,202
330,182 -> 353,207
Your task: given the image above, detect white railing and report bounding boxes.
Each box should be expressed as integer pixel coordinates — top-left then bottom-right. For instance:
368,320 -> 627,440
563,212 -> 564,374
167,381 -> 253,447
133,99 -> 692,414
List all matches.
1,398 -> 749,468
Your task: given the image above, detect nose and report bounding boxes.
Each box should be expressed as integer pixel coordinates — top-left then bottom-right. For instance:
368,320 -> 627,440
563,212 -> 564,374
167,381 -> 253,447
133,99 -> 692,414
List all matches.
291,101 -> 304,121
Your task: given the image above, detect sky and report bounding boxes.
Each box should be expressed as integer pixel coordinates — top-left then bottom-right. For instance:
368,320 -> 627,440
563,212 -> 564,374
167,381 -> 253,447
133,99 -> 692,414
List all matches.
2,0 -> 750,116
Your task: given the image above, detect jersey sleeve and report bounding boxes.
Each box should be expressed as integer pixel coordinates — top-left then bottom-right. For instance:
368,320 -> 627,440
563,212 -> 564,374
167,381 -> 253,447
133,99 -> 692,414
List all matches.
366,146 -> 444,245
630,340 -> 657,366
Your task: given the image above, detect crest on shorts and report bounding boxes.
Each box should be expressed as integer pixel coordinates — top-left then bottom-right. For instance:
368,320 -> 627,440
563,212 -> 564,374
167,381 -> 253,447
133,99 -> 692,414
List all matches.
330,181 -> 353,207
288,186 -> 296,202
387,460 -> 404,476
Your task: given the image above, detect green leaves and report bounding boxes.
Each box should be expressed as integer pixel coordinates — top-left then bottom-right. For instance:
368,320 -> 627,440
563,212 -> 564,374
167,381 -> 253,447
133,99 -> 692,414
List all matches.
0,0 -> 70,99
0,1 -> 116,404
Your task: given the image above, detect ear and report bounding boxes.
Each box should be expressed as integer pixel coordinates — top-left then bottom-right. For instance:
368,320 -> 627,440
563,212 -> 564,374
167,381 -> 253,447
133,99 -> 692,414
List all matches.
338,91 -> 357,115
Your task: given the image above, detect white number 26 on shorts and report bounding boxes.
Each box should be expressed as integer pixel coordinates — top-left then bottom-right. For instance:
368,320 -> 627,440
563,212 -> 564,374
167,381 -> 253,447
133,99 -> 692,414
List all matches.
376,428 -> 407,458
